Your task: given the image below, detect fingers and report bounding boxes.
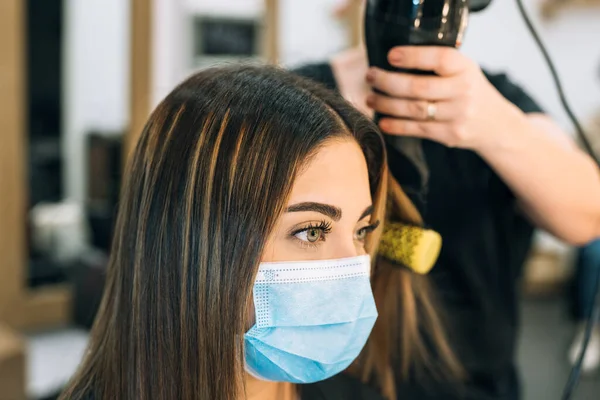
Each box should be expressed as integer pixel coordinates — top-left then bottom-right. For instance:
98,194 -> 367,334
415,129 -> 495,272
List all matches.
365,47 -> 484,149
366,94 -> 457,122
379,118 -> 466,147
367,68 -> 465,101
387,46 -> 471,76
379,118 -> 447,140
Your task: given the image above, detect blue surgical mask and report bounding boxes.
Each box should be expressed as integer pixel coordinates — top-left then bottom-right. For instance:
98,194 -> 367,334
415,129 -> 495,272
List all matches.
244,254 -> 378,383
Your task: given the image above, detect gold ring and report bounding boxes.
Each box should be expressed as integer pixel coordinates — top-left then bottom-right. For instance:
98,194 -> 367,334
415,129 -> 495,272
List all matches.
426,101 -> 437,121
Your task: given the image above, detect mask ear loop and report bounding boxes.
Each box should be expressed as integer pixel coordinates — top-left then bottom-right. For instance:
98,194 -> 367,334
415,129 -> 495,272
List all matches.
377,222 -> 442,275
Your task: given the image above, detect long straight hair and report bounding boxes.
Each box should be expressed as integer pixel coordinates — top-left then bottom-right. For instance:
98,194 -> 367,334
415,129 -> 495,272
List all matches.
60,65 -> 390,400
355,175 -> 465,399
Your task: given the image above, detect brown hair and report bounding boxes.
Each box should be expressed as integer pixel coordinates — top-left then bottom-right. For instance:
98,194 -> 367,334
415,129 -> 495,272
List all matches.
354,176 -> 464,399
60,64 -> 459,400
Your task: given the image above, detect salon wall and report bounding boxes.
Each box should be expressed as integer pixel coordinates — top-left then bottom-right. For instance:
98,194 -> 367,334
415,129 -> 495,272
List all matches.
462,0 -> 600,134
149,0 -> 348,106
151,0 -> 266,106
277,0 -> 348,68
62,0 -> 349,204
62,0 -> 600,210
63,0 -> 130,203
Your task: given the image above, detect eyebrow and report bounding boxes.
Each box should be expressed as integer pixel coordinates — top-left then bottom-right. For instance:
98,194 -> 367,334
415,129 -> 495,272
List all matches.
285,203 -> 374,222
359,205 -> 374,221
286,202 -> 342,221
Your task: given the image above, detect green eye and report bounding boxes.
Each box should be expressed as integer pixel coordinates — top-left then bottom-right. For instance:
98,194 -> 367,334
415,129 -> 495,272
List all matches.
291,221 -> 332,246
296,228 -> 323,243
356,228 -> 368,241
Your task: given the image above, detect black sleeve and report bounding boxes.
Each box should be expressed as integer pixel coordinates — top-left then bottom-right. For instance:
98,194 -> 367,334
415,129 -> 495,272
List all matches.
300,373 -> 386,400
479,71 -> 546,201
483,71 -> 544,114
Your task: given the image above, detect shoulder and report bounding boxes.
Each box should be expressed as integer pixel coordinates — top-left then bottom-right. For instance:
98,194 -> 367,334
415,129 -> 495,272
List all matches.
300,373 -> 386,400
291,62 -> 338,91
482,70 -> 544,115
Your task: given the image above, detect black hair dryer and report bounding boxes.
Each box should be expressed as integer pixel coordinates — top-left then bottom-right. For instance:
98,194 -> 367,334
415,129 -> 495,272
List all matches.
365,0 -> 470,70
364,0 -> 470,211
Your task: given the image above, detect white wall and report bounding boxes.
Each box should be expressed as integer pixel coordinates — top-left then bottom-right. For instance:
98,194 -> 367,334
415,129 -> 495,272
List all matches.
63,0 -> 130,203
278,0 -> 349,68
462,0 -> 600,132
151,0 -> 266,107
152,0 -> 187,107
150,0 -> 351,105
184,0 -> 263,17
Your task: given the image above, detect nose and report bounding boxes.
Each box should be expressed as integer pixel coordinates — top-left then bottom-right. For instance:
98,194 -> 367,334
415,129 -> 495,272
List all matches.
329,239 -> 364,260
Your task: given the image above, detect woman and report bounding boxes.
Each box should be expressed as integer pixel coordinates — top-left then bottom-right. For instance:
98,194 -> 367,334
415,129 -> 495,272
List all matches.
59,65 -> 459,400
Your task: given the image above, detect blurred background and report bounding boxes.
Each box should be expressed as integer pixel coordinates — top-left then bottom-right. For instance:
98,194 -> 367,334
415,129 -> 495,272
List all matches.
0,0 -> 599,399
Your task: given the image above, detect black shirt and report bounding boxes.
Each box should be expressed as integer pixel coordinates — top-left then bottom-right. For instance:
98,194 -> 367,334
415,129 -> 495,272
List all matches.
293,63 -> 542,400
301,373 -> 386,400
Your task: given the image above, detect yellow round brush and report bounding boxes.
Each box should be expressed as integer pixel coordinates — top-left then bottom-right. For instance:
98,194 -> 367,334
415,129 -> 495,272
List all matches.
378,222 -> 442,275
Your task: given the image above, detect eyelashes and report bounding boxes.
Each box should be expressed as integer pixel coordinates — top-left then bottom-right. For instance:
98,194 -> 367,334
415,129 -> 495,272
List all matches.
291,220 -> 332,249
290,220 -> 332,237
289,219 -> 381,250
356,220 -> 381,240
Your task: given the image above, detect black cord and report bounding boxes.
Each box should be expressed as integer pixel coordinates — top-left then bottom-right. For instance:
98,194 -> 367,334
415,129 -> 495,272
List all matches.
514,0 -> 598,165
563,275 -> 600,400
513,1 -> 600,399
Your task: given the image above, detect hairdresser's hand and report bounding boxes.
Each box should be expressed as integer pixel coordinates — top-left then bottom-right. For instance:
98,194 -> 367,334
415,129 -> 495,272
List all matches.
365,46 -> 516,150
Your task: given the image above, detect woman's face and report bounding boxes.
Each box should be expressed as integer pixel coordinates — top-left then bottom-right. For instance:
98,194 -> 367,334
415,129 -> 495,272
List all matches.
261,138 -> 378,262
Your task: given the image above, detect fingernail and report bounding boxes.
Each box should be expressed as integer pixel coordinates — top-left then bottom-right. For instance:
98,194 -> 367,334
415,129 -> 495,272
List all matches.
389,49 -> 403,63
366,68 -> 376,83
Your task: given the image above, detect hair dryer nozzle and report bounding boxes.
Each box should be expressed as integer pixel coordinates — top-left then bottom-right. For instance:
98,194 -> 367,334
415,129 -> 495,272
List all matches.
469,0 -> 493,12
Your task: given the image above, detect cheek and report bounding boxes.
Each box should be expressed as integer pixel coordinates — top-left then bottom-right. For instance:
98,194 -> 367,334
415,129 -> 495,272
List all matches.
355,241 -> 368,256
260,226 -> 279,263
260,222 -> 324,263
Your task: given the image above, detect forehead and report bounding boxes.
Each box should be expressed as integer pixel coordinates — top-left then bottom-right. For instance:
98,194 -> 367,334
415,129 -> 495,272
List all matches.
287,139 -> 372,214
